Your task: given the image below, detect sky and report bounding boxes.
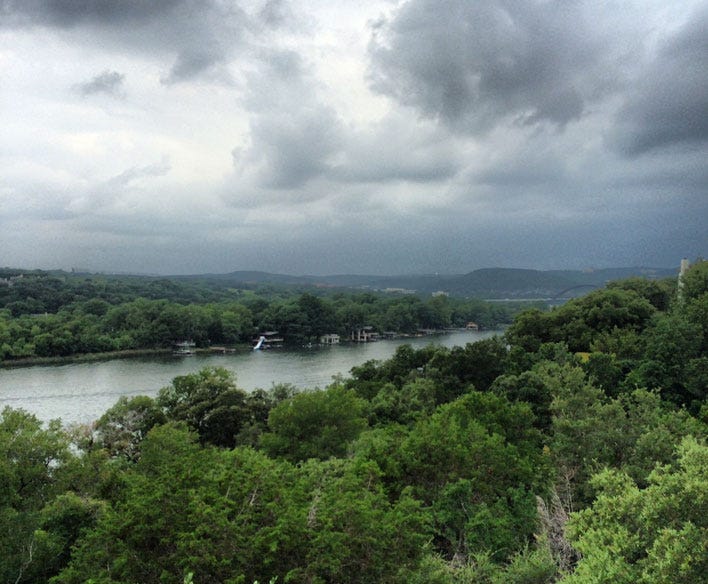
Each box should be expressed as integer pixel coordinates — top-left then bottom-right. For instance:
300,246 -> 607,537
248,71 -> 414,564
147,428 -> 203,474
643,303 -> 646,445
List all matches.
1,0 -> 706,276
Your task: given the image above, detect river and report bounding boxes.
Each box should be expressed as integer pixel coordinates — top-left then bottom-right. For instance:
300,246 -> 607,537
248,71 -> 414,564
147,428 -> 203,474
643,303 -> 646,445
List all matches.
0,330 -> 499,425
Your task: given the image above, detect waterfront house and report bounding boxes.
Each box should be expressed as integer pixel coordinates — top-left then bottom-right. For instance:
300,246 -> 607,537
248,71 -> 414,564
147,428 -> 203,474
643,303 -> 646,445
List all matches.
253,331 -> 285,349
351,326 -> 379,342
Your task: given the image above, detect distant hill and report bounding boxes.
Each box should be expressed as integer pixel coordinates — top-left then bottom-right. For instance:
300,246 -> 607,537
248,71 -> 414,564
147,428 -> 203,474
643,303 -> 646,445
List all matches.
546,267 -> 677,286
175,266 -> 678,299
183,270 -> 315,286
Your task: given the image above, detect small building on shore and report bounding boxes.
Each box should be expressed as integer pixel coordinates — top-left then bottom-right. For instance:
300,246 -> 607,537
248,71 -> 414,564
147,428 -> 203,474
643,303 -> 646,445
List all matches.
320,333 -> 340,345
466,322 -> 479,331
351,326 -> 379,342
253,331 -> 284,350
417,328 -> 438,336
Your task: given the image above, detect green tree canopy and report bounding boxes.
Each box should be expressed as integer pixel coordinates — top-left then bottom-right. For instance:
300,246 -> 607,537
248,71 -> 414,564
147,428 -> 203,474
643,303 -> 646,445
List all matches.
261,385 -> 368,462
562,437 -> 708,584
157,367 -> 251,448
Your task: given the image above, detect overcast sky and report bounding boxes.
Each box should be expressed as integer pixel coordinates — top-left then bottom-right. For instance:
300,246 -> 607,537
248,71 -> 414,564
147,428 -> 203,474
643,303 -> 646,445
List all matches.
1,0 -> 706,275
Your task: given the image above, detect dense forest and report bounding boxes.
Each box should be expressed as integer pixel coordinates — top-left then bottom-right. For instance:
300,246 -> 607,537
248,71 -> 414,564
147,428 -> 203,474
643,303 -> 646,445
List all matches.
1,261 -> 706,583
0,270 -> 529,361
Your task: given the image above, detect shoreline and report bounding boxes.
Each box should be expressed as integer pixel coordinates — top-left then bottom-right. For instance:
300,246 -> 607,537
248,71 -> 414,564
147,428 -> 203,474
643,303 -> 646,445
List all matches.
1,346 -> 249,369
1,349 -> 173,369
0,328 -> 502,369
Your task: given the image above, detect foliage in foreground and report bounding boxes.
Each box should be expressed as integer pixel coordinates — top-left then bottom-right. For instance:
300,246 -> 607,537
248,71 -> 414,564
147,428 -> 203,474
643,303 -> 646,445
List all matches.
561,437 -> 708,584
1,263 -> 706,583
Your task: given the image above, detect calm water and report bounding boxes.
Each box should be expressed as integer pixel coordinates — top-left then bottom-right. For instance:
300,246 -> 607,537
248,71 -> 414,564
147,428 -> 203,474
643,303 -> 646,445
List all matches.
0,330 -> 499,425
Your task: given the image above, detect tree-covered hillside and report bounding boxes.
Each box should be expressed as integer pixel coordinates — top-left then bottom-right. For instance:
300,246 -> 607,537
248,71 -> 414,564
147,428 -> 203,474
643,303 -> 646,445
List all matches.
1,261 -> 706,583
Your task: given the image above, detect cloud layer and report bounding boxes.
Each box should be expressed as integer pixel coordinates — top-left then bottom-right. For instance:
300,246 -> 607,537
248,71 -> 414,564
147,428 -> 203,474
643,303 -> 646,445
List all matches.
0,0 -> 705,275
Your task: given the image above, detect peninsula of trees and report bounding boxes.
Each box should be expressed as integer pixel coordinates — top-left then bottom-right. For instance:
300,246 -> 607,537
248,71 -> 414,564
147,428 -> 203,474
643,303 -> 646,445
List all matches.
0,269 -> 532,362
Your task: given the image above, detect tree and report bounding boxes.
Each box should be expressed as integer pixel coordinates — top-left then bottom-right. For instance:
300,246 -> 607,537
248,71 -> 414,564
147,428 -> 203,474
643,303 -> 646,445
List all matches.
218,304 -> 253,343
291,458 -> 429,584
680,259 -> 708,301
391,393 -> 547,563
625,311 -> 703,408
607,277 -> 673,311
541,362 -> 705,508
506,309 -> 550,353
506,289 -> 656,354
0,408 -> 72,584
491,369 -> 554,431
157,367 -> 251,448
368,377 -> 438,426
542,362 -> 627,507
29,492 -> 105,582
261,385 -> 367,462
95,395 -> 167,461
562,437 -> 708,584
297,293 -> 336,340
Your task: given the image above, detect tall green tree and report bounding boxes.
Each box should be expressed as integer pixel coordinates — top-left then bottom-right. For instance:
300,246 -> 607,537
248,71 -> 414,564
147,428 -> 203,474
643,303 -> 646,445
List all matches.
0,408 -> 73,584
94,395 -> 167,461
261,385 -> 367,462
157,367 -> 251,448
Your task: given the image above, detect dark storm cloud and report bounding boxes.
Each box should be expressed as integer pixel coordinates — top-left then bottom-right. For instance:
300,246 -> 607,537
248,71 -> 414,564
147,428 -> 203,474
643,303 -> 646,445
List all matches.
612,4 -> 708,155
75,70 -> 124,97
1,0 -> 257,83
368,0 -> 620,133
0,0 -> 183,27
3,0 -> 704,276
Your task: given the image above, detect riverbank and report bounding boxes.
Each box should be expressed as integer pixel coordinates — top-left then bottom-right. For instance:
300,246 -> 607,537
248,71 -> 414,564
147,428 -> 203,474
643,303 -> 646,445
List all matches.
0,349 -> 175,369
1,330 -> 504,368
0,344 -> 262,369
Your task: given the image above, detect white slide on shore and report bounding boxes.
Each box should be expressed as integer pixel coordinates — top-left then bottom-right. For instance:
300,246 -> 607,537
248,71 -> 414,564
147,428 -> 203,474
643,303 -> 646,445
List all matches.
253,336 -> 266,350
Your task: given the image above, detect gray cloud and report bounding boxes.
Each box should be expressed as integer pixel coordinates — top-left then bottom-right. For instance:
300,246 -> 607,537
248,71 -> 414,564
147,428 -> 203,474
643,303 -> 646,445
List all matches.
368,0 -> 623,133
161,46 -> 230,84
612,4 -> 708,155
75,70 -> 125,97
328,116 -> 461,184
259,0 -> 292,29
66,160 -> 172,215
233,50 -> 345,191
248,109 -> 343,189
102,160 -> 172,189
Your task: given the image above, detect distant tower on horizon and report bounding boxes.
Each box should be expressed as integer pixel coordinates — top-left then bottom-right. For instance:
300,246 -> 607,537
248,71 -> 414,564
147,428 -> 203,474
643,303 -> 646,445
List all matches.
678,258 -> 690,300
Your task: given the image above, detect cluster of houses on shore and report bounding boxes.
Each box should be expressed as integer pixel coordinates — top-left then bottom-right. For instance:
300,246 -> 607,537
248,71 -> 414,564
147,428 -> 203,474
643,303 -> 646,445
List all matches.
253,322 -> 480,350
174,322 -> 481,354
